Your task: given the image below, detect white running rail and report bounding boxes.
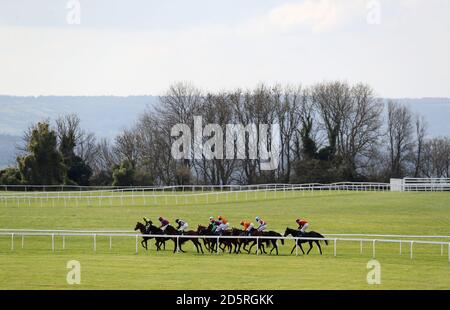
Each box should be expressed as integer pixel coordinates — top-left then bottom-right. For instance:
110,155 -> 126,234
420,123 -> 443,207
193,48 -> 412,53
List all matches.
1,231 -> 449,262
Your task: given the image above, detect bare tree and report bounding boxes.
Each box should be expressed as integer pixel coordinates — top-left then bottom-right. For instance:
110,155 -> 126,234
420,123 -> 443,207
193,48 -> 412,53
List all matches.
387,101 -> 414,178
422,137 -> 450,177
338,83 -> 383,179
413,114 -> 427,177
114,128 -> 140,167
311,81 -> 352,160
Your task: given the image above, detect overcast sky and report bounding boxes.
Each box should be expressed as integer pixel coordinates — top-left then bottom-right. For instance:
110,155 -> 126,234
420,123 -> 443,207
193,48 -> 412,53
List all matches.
0,0 -> 449,97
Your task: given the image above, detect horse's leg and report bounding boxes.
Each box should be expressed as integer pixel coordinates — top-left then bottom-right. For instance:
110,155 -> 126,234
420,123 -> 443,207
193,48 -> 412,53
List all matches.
197,240 -> 204,254
307,241 -> 313,255
179,242 -> 186,253
242,242 -> 249,253
202,239 -> 209,251
290,244 -> 296,254
248,241 -> 256,253
260,243 -> 267,254
298,242 -> 305,254
173,239 -> 178,253
270,240 -> 277,255
316,241 -> 322,255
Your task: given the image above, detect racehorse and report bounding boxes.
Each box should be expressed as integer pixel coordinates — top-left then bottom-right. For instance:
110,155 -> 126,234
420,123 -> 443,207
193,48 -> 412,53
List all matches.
134,221 -> 166,250
197,225 -> 237,253
283,227 -> 328,255
247,230 -> 285,255
164,225 -> 204,254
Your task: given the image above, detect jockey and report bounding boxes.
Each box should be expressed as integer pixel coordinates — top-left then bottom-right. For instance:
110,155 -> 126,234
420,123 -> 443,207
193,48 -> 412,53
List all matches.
175,219 -> 188,232
158,217 -> 170,231
209,216 -> 220,232
215,215 -> 229,234
255,216 -> 267,232
296,218 -> 309,235
143,216 -> 152,227
143,217 -> 152,233
240,220 -> 254,235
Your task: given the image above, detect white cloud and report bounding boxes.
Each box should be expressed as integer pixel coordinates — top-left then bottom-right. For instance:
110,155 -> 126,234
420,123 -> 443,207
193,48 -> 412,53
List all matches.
267,0 -> 366,32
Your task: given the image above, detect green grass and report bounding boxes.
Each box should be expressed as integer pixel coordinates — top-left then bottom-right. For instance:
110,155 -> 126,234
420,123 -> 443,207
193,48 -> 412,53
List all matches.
0,191 -> 449,290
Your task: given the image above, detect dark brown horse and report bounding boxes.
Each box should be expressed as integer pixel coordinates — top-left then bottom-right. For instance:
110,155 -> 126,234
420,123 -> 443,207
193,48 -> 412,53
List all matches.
247,230 -> 285,255
134,222 -> 166,250
284,227 -> 328,255
164,225 -> 204,254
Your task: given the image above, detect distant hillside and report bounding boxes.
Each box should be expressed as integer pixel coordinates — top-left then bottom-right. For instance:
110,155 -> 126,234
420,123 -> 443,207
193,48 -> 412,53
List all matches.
0,134 -> 21,168
392,98 -> 450,138
0,95 -> 159,139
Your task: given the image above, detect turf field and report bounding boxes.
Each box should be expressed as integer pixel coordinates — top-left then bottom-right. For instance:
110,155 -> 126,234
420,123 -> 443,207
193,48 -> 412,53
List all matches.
0,191 -> 449,289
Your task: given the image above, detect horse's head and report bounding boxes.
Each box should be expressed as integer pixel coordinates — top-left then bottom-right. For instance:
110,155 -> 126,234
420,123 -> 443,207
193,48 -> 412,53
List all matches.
135,222 -> 144,232
283,227 -> 293,237
197,225 -> 209,235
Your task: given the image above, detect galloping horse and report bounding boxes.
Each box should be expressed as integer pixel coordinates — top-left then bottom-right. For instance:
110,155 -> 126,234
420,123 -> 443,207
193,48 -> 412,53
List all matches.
247,230 -> 285,255
164,225 -> 204,254
134,221 -> 166,250
197,225 -> 237,253
284,227 -> 328,255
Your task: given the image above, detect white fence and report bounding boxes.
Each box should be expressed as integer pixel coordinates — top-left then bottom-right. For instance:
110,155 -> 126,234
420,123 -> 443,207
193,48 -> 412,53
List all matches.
0,182 -> 390,207
1,230 -> 449,262
391,178 -> 450,192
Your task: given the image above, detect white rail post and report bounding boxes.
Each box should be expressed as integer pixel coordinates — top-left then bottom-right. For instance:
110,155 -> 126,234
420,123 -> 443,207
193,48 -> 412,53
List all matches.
176,236 -> 180,253
216,236 -> 220,255
136,235 -> 139,254
11,233 -> 14,251
360,240 -> 363,255
400,241 -> 402,255
21,235 -> 24,249
334,238 -> 337,257
372,240 -> 376,258
93,234 -> 97,252
52,233 -> 55,252
256,237 -> 259,256
295,238 -> 298,256
410,241 -> 413,259
448,243 -> 450,263
109,236 -> 112,251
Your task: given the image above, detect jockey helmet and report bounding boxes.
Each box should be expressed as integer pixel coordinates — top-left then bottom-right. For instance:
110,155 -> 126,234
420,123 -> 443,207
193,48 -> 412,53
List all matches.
255,216 -> 260,222
158,217 -> 163,221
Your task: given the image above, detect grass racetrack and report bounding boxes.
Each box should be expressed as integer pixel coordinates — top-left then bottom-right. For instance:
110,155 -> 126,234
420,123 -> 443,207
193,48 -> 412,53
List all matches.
0,191 -> 449,289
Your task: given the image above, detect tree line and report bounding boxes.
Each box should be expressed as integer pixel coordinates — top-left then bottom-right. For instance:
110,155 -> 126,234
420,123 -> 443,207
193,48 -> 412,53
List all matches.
1,81 -> 450,186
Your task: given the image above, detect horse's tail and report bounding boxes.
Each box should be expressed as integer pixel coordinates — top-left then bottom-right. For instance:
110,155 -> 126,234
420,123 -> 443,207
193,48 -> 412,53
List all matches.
271,232 -> 284,245
316,232 -> 328,245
